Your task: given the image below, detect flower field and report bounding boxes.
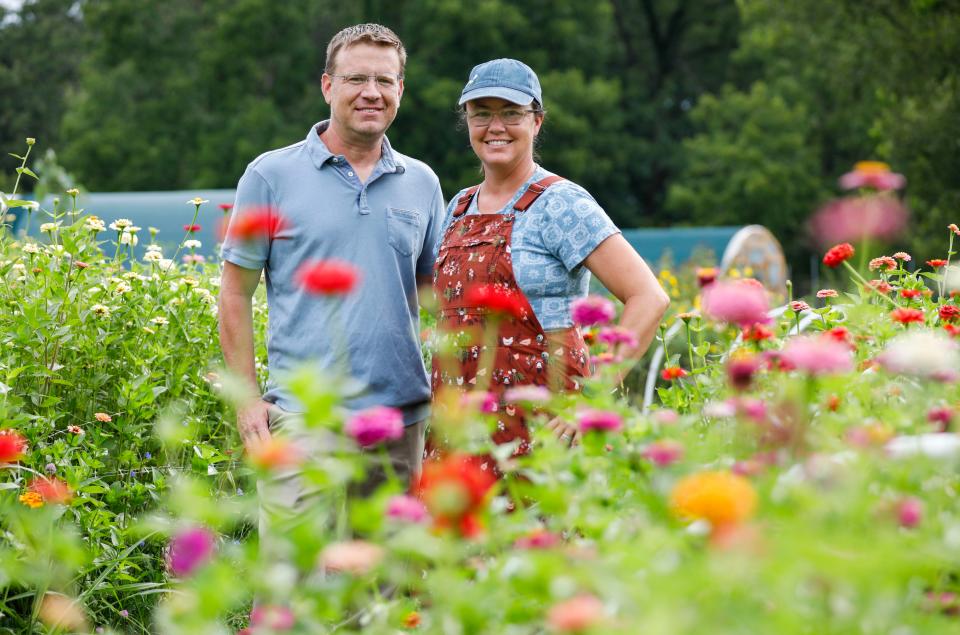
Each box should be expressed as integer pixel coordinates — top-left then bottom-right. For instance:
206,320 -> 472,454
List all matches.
3,146 -> 960,634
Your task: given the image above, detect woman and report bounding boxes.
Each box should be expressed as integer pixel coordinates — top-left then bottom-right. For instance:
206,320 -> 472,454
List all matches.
431,58 -> 668,457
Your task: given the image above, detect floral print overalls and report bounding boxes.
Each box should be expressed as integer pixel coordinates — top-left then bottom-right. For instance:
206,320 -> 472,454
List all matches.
430,176 -> 591,458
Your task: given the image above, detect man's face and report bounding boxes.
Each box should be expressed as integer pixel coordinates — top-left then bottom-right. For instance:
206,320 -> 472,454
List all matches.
321,43 -> 404,143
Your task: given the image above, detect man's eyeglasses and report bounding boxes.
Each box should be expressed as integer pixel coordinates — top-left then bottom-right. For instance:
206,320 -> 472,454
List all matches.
467,108 -> 537,127
332,73 -> 402,90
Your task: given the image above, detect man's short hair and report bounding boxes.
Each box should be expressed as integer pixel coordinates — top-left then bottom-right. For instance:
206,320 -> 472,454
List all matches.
324,24 -> 407,76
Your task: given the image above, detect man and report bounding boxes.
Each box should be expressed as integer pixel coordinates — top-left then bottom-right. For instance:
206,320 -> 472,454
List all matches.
218,24 -> 444,517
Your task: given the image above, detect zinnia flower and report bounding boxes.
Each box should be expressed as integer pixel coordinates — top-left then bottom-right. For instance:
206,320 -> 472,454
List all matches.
597,326 -> 638,347
250,605 -> 295,631
28,477 -> 72,504
816,289 -> 838,298
822,243 -> 855,268
742,324 -> 774,341
0,429 -> 27,462
789,300 -> 810,312
696,267 -> 718,287
901,289 -> 922,299
660,366 -> 687,381
890,307 -> 924,325
577,409 -> 623,433
866,279 -> 893,295
296,259 -> 360,295
66,425 -> 84,435
642,440 -> 684,467
896,497 -> 923,528
218,203 -> 233,212
809,197 -> 907,248
839,161 -> 906,191
464,283 -> 527,320
727,354 -> 760,391
869,256 -> 897,271
702,280 -> 770,327
247,437 -> 304,470
345,406 -> 404,447
779,336 -> 853,375
503,385 -> 552,404
168,526 -> 216,577
546,594 -> 605,633
94,412 -> 112,422
186,197 -> 209,206
227,205 -> 288,241
570,295 -> 616,326
183,224 -> 201,232
878,330 -> 960,381
669,471 -> 758,530
386,495 -> 429,524
927,259 -> 948,268
893,252 -> 912,261
415,454 -> 497,538
939,305 -> 959,322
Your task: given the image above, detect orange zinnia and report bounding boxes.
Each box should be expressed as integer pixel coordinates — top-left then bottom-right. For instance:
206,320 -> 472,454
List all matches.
669,471 -> 757,530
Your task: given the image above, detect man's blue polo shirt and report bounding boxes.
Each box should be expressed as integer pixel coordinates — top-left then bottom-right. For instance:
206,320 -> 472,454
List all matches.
221,121 -> 445,425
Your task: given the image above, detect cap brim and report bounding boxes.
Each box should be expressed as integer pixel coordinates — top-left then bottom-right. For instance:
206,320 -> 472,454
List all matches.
458,86 -> 534,106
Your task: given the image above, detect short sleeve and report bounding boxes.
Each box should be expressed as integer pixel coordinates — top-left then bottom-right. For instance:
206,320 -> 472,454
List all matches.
220,167 -> 273,270
416,181 -> 447,277
538,185 -> 621,271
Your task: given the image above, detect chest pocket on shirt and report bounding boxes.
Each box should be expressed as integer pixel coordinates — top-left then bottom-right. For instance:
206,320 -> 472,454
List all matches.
386,207 -> 421,256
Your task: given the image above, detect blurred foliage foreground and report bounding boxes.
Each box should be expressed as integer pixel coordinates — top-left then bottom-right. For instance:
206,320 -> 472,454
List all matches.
1,142 -> 960,634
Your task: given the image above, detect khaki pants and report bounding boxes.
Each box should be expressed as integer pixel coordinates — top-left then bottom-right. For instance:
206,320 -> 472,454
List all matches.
257,405 -> 425,558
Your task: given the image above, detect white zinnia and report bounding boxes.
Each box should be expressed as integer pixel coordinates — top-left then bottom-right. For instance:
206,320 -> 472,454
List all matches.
143,251 -> 163,263
108,218 -> 133,231
183,239 -> 202,250
150,316 -> 169,325
119,231 -> 138,246
22,243 -> 41,254
158,259 -> 175,271
40,222 -> 61,233
878,330 -> 960,381
85,216 -> 106,232
90,304 -> 111,318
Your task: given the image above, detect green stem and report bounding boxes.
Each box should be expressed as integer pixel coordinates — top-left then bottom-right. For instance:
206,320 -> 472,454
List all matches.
842,260 -> 899,308
684,322 -> 695,373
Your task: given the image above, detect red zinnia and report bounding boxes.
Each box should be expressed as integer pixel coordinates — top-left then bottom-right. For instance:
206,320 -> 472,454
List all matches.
742,324 -> 774,342
183,224 -> 201,233
217,203 -> 233,212
296,259 -> 360,295
227,206 -> 287,241
900,288 -> 922,299
927,259 -> 949,268
946,324 -> 960,337
939,305 -> 960,322
28,477 -> 72,504
661,366 -> 688,381
822,243 -> 855,268
464,284 -> 526,320
415,454 -> 497,538
0,429 -> 27,462
890,307 -> 925,324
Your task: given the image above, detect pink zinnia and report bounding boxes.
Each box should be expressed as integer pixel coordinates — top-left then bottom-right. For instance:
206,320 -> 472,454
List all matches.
641,440 -> 684,467
503,385 -> 552,403
702,280 -> 770,327
809,196 -> 908,248
168,526 -> 216,577
570,295 -> 616,327
345,406 -> 404,447
250,605 -> 295,631
577,409 -> 623,433
789,300 -> 810,312
597,326 -> 638,347
727,355 -> 760,391
779,336 -> 853,375
514,529 -> 562,550
386,495 -> 429,524
546,594 -> 605,633
816,289 -> 838,298
896,497 -> 923,529
839,161 -> 906,191
183,224 -> 201,233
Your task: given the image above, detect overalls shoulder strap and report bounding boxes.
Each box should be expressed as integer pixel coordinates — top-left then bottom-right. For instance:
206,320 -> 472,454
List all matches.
452,185 -> 481,217
513,175 -> 566,212
452,175 -> 566,217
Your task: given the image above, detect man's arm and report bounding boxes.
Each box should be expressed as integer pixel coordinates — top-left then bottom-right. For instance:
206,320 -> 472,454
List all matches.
219,260 -> 271,450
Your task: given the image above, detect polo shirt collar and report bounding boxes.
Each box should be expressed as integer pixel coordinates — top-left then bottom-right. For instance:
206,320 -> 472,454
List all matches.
307,120 -> 406,174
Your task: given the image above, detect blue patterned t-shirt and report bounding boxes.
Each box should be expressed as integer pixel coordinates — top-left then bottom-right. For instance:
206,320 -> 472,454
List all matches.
440,166 -> 620,330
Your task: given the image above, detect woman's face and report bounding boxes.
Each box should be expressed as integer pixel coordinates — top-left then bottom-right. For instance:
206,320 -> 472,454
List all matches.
465,97 -> 543,173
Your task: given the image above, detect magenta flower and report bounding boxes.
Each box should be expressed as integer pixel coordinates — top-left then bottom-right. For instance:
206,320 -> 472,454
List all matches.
514,529 -> 562,549
168,526 -> 216,577
251,605 -> 296,631
839,161 -> 906,191
345,406 -> 404,447
571,295 -> 616,327
808,195 -> 908,248
896,497 -> 923,528
577,409 -> 623,433
727,354 -> 760,391
780,336 -> 853,375
641,440 -> 684,467
386,495 -> 429,524
597,326 -> 638,348
702,280 -> 770,327
927,406 -> 953,432
736,397 -> 767,423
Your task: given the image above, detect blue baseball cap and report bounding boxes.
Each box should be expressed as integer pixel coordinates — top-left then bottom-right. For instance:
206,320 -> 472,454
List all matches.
458,58 -> 542,107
